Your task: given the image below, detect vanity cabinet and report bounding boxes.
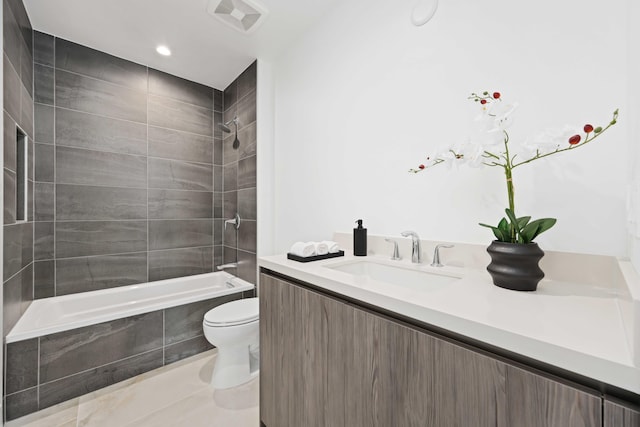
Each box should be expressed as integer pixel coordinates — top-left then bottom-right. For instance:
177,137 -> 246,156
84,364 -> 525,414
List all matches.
260,272 -> 603,427
604,398 -> 640,426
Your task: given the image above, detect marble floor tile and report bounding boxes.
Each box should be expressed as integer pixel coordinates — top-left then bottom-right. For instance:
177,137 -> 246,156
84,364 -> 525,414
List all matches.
6,350 -> 259,427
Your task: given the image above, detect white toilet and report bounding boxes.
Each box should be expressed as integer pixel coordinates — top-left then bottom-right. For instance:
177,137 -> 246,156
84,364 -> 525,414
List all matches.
203,297 -> 259,389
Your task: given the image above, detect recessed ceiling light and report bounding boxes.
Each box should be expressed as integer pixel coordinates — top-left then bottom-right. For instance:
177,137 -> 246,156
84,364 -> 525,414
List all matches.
156,45 -> 171,56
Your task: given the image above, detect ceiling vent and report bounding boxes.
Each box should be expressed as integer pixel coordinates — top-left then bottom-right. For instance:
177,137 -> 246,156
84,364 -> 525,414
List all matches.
206,0 -> 269,35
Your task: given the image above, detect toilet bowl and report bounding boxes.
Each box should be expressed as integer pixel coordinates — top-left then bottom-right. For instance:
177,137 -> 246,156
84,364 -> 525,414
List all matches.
203,297 -> 259,389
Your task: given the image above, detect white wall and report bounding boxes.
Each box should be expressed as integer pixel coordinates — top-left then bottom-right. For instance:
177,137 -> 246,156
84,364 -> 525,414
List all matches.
628,0 -> 640,269
270,0 -> 630,256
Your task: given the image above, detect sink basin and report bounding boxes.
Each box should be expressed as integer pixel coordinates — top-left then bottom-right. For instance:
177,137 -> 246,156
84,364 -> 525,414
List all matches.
325,260 -> 460,291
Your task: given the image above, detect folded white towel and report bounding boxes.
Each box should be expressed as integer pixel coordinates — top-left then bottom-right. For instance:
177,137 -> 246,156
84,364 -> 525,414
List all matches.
290,241 -> 316,257
315,242 -> 329,256
321,240 -> 340,253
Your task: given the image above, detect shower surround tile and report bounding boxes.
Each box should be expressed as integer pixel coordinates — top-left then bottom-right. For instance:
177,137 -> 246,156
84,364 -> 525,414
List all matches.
148,158 -> 213,191
55,108 -> 147,155
148,246 -> 213,281
55,252 -> 148,295
148,219 -> 212,251
34,103 -> 54,144
55,220 -> 148,258
55,70 -> 147,123
148,95 -> 213,137
148,189 -> 212,219
56,146 -> 147,188
148,68 -> 213,109
56,184 -> 147,220
148,126 -> 213,164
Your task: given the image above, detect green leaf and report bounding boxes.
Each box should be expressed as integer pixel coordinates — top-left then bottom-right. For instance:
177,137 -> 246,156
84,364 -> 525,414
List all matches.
497,217 -> 509,234
521,218 -> 557,243
479,223 -> 507,242
516,216 -> 531,229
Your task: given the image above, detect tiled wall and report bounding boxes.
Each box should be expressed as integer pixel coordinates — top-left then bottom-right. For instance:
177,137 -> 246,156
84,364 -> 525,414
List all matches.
3,0 -> 34,336
222,62 -> 257,284
31,33 -> 229,297
4,291 -> 254,420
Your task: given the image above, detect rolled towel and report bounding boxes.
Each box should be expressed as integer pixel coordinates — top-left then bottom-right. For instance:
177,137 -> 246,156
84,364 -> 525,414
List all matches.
321,240 -> 341,253
315,241 -> 329,256
290,241 -> 316,257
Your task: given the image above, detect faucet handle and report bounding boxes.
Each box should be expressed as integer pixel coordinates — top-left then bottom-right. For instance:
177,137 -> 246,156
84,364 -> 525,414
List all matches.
385,239 -> 401,260
431,244 -> 454,267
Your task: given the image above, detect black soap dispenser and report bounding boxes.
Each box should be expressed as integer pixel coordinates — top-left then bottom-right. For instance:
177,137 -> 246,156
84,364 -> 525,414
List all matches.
354,219 -> 367,256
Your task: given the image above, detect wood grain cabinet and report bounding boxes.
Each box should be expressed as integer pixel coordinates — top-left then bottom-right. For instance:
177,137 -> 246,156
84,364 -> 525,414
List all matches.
260,272 -> 603,427
605,398 -> 640,426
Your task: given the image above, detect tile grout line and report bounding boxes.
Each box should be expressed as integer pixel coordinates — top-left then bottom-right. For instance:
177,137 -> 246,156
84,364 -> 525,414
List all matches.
52,35 -> 57,299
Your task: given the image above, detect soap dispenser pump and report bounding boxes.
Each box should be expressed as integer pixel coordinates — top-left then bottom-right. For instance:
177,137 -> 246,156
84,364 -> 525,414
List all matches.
354,219 -> 367,256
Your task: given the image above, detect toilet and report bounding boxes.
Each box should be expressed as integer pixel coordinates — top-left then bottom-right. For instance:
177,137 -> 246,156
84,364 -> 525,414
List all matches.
203,297 -> 259,389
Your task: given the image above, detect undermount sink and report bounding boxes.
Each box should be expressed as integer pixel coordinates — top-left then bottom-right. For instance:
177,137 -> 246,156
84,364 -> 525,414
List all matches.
325,260 -> 460,291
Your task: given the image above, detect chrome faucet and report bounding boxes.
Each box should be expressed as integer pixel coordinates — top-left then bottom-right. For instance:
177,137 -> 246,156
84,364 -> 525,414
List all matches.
431,244 -> 454,267
384,239 -> 401,260
400,231 -> 422,264
225,213 -> 241,230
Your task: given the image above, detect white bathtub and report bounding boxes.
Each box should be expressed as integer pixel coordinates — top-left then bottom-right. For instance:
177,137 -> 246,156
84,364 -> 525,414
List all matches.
6,271 -> 254,343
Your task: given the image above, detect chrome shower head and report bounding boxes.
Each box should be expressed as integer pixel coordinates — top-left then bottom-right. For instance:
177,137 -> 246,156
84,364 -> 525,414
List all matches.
218,117 -> 238,134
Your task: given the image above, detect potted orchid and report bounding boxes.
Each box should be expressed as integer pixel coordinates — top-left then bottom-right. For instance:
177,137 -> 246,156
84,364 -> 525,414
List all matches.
411,91 -> 618,291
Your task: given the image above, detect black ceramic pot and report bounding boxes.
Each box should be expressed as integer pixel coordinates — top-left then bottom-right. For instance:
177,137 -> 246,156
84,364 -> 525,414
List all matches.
486,241 -> 545,291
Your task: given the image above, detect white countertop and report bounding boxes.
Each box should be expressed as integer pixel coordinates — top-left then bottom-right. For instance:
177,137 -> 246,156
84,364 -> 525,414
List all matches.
259,252 -> 640,395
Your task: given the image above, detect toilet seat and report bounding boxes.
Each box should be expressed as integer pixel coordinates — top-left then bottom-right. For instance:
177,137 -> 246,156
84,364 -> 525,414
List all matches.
204,298 -> 259,327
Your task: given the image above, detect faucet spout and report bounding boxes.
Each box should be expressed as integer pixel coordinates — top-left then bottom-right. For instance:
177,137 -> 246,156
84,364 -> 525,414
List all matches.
400,231 -> 422,264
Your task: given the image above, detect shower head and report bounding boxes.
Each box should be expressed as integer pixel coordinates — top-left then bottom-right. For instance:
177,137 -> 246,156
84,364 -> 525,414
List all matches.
218,117 -> 238,134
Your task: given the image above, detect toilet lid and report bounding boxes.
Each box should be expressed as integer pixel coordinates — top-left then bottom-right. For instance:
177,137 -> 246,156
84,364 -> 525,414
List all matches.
204,298 -> 259,326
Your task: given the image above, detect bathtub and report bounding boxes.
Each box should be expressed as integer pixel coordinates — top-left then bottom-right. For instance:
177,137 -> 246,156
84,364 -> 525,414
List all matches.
4,271 -> 256,420
6,271 -> 254,343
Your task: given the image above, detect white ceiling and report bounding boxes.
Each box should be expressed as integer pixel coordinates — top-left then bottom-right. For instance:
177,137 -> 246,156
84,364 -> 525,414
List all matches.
23,0 -> 340,90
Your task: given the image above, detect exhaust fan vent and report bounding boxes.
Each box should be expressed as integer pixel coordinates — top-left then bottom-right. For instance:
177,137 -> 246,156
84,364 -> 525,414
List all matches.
207,0 -> 269,35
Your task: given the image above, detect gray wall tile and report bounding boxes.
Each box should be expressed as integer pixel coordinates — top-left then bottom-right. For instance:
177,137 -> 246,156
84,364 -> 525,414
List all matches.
56,70 -> 147,123
6,0 -> 32,54
4,168 -> 16,223
213,192 -> 223,218
34,182 -> 54,221
224,79 -> 237,111
34,143 -> 54,182
223,221 -> 236,247
237,155 -> 256,189
6,338 -> 38,394
223,190 -> 237,220
20,44 -> 33,98
148,126 -> 212,164
56,108 -> 147,155
237,61 -> 257,101
148,95 -> 212,136
214,89 -> 223,112
237,90 -> 256,129
2,263 -> 33,337
213,219 -> 223,245
56,146 -> 147,188
3,1 -> 22,71
34,30 -> 54,66
4,53 -> 22,120
238,249 -> 257,284
34,103 -> 54,143
38,349 -> 163,411
223,161 -> 237,191
148,68 -> 212,109
148,158 -> 212,191
164,335 -> 213,366
148,189 -> 212,219
34,63 -> 54,105
238,187 -> 256,220
238,220 -> 257,253
213,137 -> 223,166
5,387 -> 38,421
4,111 -> 17,171
56,220 -> 147,258
40,311 -> 163,382
3,222 -> 33,280
148,246 -> 213,282
149,219 -> 212,251
213,111 -> 223,140
56,184 -> 147,220
164,294 -> 241,345
55,38 -> 148,91
213,165 -> 223,192
214,245 -> 223,269
56,252 -> 148,295
222,132 -> 238,165
34,260 -> 55,299
34,221 -> 54,261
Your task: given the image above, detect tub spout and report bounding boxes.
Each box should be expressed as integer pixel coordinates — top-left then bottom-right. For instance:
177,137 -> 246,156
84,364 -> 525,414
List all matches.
217,263 -> 238,271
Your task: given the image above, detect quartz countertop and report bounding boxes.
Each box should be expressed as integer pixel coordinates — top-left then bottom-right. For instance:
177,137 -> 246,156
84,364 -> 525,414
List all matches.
259,252 -> 640,395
